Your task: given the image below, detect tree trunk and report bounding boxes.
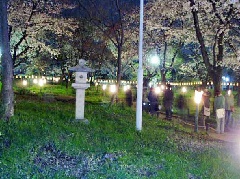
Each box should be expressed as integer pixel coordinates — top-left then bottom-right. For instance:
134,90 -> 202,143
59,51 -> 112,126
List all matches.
190,0 -> 224,94
111,45 -> 122,104
0,0 -> 14,120
161,40 -> 167,84
160,69 -> 166,85
210,68 -> 222,94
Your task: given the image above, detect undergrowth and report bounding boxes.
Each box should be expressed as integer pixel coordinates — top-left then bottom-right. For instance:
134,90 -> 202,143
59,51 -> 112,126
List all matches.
0,94 -> 240,178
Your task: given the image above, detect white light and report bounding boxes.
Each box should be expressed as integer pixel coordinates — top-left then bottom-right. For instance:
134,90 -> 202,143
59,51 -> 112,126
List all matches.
53,77 -> 60,82
154,87 -> 161,94
194,90 -> 203,104
228,90 -> 231,96
148,82 -> 153,87
33,79 -> 38,84
102,84 -> 107,91
123,85 -> 130,91
22,80 -> 27,86
161,85 -> 165,90
182,87 -> 187,93
38,79 -> 44,87
43,78 -> 47,84
150,55 -> 160,66
230,0 -> 237,4
225,77 -> 230,82
110,85 -> 116,93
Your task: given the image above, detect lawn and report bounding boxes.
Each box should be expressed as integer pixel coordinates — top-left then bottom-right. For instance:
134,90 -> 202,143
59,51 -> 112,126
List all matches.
0,83 -> 240,178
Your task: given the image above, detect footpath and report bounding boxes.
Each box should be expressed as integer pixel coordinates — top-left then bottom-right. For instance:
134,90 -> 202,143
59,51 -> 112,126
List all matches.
207,127 -> 240,143
158,112 -> 240,143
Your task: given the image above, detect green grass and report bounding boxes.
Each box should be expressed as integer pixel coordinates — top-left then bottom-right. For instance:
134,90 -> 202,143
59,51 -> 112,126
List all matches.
0,89 -> 240,178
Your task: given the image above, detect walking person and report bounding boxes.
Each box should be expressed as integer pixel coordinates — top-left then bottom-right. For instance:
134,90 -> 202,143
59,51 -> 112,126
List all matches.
147,87 -> 158,115
125,88 -> 133,107
163,84 -> 174,120
225,89 -> 234,131
202,88 -> 211,129
214,90 -> 225,134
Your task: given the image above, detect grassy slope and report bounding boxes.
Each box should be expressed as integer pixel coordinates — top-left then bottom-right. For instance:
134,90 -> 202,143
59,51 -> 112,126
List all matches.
0,96 -> 239,178
0,84 -> 239,178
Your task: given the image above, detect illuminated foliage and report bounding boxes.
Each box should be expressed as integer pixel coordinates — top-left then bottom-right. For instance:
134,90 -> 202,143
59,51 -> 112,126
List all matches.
8,0 -> 78,67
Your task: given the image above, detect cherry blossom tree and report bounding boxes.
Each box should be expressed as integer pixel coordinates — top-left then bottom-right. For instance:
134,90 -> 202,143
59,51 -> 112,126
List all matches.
77,0 -> 138,103
224,50 -> 240,105
8,0 -> 77,68
0,0 -> 78,119
145,0 -> 240,93
124,0 -> 187,86
187,0 -> 240,92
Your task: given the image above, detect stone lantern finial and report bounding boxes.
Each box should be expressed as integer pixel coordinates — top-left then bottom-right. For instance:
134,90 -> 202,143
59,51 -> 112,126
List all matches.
79,59 -> 86,67
69,59 -> 94,73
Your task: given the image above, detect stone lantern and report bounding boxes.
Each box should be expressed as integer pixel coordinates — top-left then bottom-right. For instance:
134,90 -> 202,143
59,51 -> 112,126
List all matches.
69,59 -> 94,122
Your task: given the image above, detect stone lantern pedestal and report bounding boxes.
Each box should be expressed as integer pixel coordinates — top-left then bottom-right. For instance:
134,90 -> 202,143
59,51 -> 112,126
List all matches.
69,59 -> 94,122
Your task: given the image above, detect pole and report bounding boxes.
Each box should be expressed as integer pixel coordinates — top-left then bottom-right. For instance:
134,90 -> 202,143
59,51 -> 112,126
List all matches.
136,0 -> 144,131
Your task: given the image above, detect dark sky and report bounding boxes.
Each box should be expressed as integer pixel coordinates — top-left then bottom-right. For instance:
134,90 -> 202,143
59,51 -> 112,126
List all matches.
61,0 -> 145,18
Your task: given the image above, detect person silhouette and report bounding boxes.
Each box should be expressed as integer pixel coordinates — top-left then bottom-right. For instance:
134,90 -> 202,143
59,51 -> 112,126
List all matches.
163,84 -> 174,120
147,87 -> 158,115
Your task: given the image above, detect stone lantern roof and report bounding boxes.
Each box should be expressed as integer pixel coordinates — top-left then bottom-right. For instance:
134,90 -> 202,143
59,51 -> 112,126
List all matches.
69,59 -> 94,73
